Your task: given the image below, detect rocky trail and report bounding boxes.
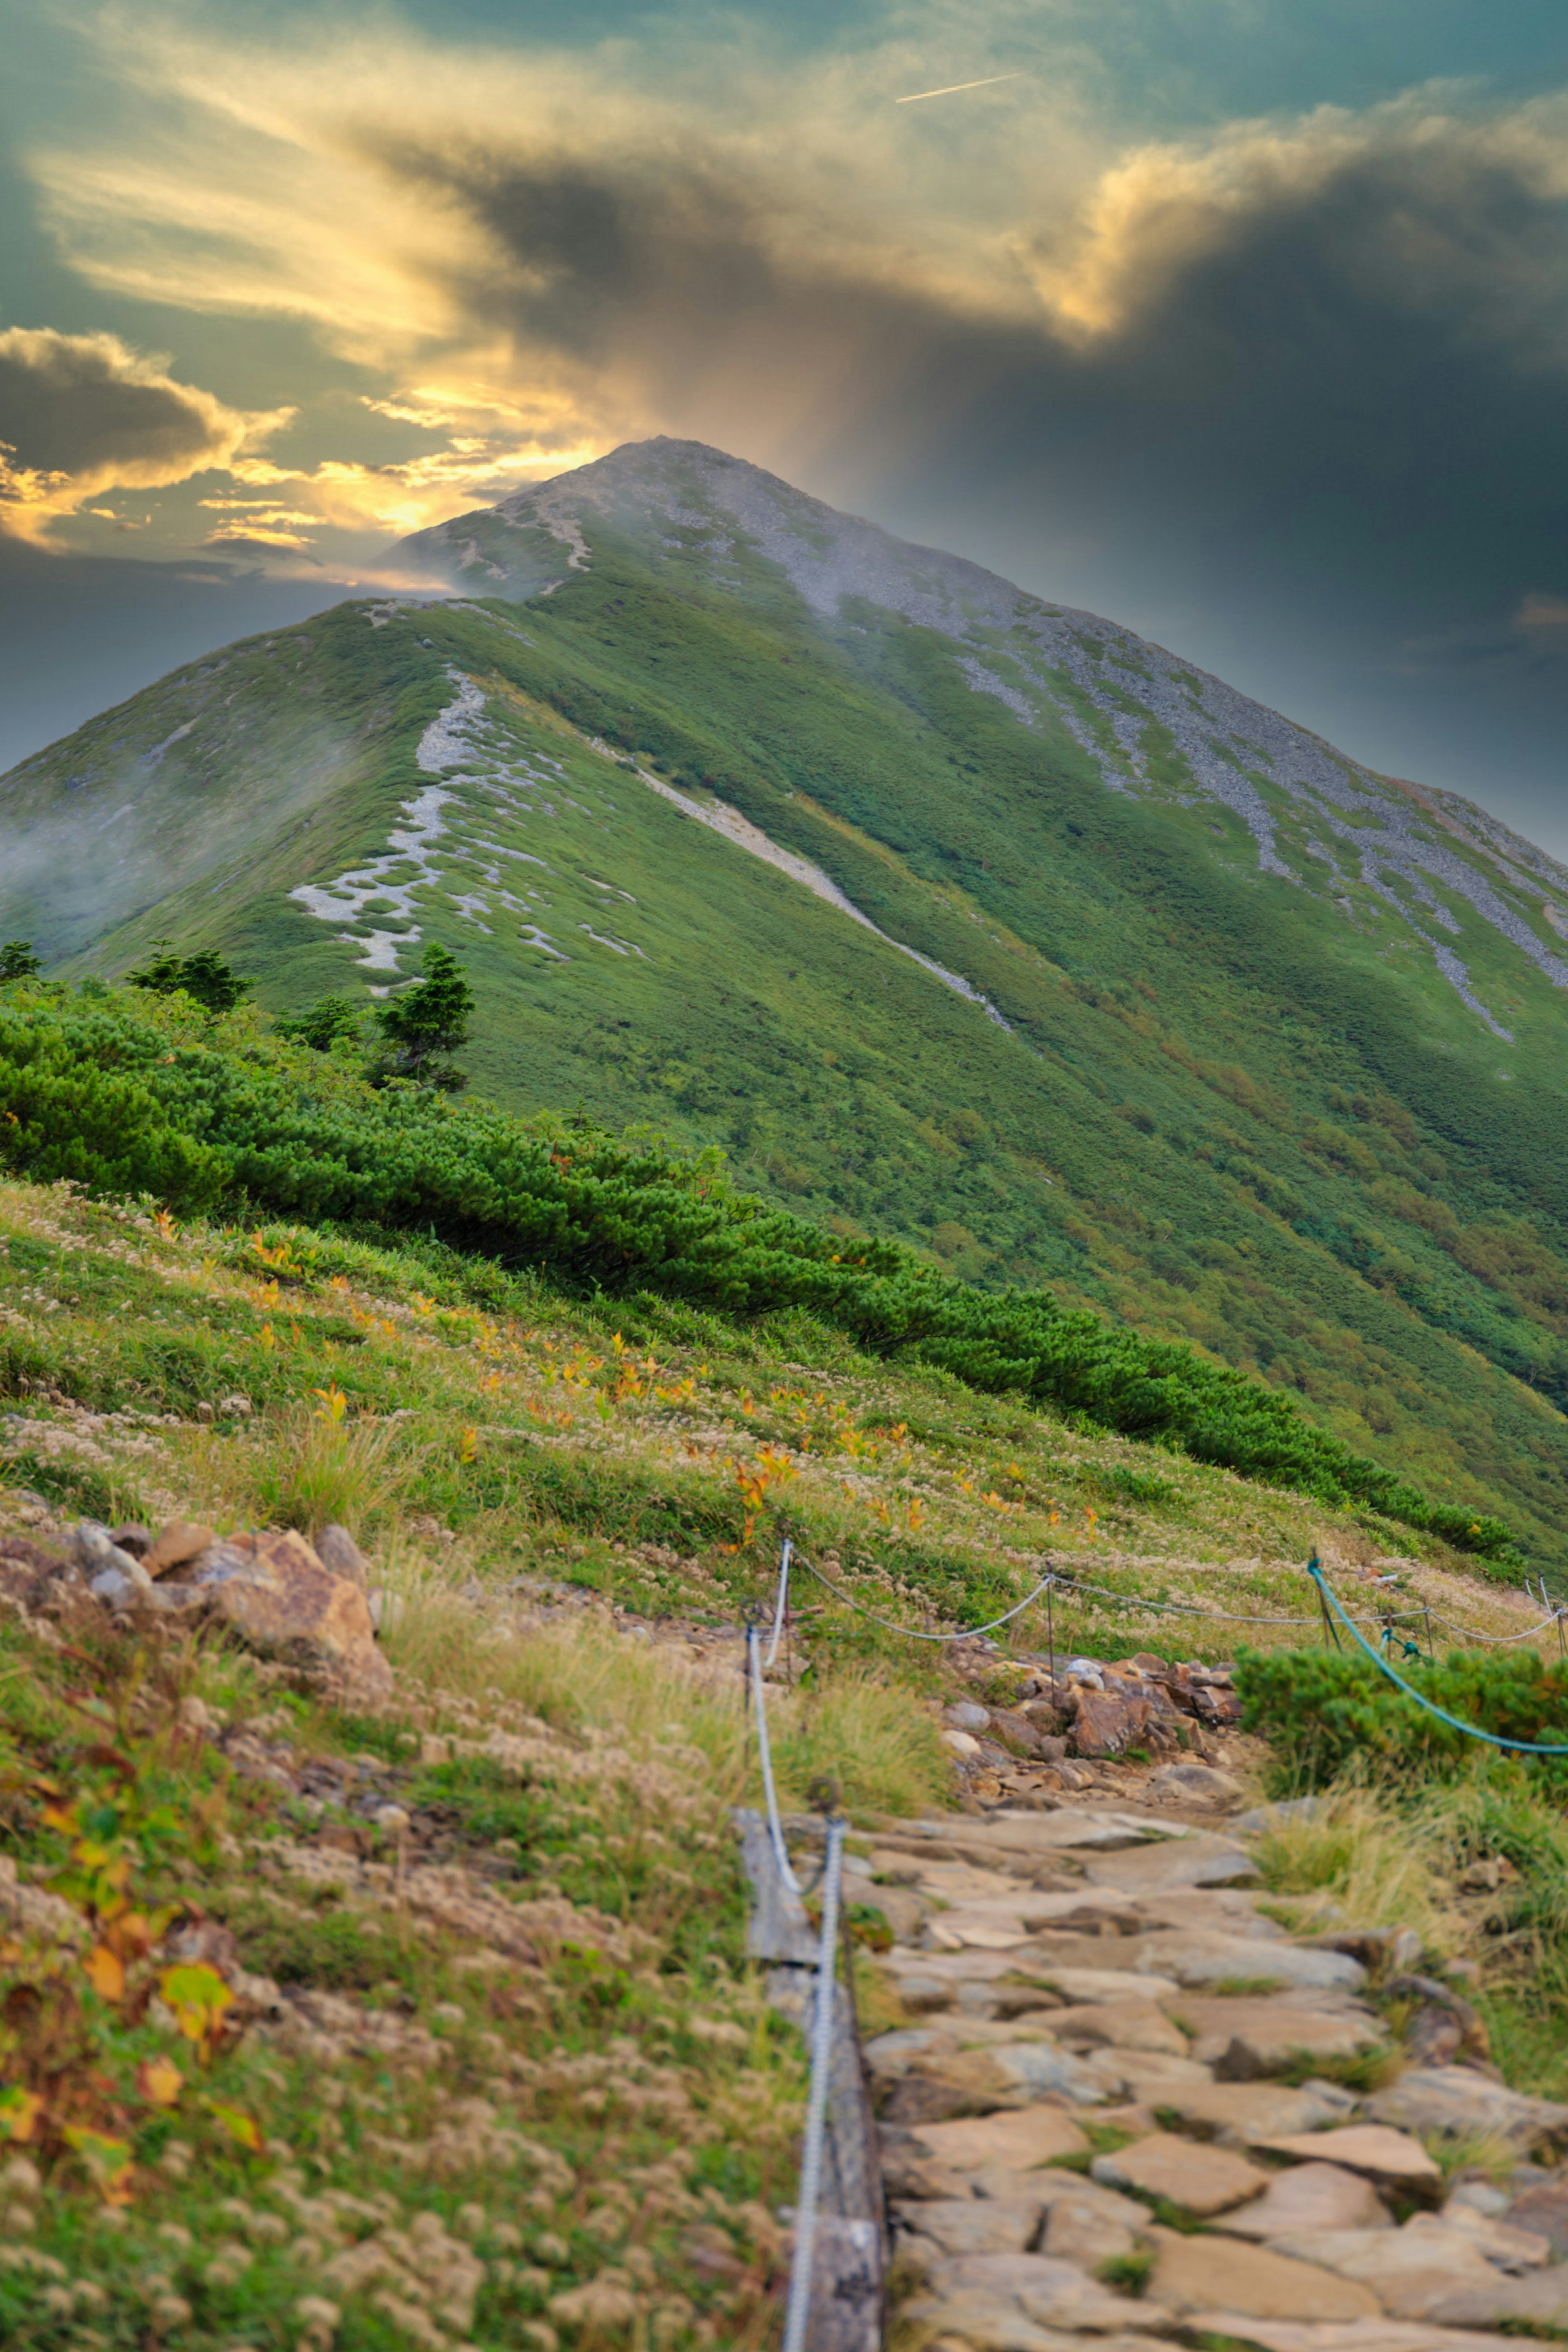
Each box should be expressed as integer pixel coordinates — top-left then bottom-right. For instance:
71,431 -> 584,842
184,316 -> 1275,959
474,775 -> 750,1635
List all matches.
776,1765 -> 1568,2352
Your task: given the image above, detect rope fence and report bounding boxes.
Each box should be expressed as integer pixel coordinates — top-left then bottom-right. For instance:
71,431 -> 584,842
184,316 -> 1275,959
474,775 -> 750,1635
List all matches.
740,1533 -> 1568,2341
764,1535 -> 1563,1661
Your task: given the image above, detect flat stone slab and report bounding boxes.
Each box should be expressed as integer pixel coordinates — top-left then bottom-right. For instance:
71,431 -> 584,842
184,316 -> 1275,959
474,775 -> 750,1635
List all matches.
1033,1966 -> 1181,2004
892,2196 -> 1046,2258
1135,1930 -> 1366,1991
1223,2162 -> 1392,2239
898,1811 -> 1180,1858
1421,2268 -> 1568,2330
1261,2125 -> 1443,2195
1504,2178 -> 1568,2256
1091,2129 -> 1269,2214
1171,1995 -> 1384,2075
1149,2230 -> 1383,2321
911,2251 -> 1165,2332
1184,2315 -> 1532,2352
1160,2080 -> 1360,2147
1046,1999 -> 1191,2056
909,2105 -> 1089,2172
1041,2188 -> 1146,2269
1084,1835 -> 1260,1895
1368,2067 -> 1568,2153
1266,2221 -> 1496,2319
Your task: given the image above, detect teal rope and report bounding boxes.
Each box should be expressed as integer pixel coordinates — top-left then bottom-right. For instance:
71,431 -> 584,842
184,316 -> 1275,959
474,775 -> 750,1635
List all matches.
1308,1561 -> 1568,1756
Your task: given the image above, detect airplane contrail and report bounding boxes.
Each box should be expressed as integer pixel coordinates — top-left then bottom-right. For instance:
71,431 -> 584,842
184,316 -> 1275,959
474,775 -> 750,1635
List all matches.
895,72 -> 1022,105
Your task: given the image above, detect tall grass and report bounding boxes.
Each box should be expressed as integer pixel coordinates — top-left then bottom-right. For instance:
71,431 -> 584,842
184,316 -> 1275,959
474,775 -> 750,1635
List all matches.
191,1409 -> 422,1541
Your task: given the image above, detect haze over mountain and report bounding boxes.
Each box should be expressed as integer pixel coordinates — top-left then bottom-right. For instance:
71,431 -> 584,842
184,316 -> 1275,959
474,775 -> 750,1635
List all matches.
4,438 -> 1568,1560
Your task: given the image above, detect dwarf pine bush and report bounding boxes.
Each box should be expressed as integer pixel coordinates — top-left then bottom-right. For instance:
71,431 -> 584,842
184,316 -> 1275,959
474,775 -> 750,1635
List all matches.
0,980 -> 1517,1558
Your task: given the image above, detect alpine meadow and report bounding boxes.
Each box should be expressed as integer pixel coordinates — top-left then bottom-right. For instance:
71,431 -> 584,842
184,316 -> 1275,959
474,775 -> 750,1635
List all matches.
4,439 -> 1565,1570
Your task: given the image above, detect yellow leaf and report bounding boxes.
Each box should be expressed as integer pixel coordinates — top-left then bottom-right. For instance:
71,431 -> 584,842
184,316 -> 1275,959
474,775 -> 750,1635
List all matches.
206,2100 -> 265,2152
84,1944 -> 126,2004
0,2087 -> 42,2143
136,2056 -> 183,2107
158,1962 -> 234,2051
62,2126 -> 134,2203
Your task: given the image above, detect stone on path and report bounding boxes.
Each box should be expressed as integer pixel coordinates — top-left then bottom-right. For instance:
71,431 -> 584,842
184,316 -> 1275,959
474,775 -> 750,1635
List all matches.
1147,1761 -> 1246,1805
1159,2079 -> 1359,2147
901,2251 -> 1165,2336
1503,2177 -> 1568,2257
1084,1834 -> 1258,1895
1136,1929 -> 1366,1991
908,2106 -> 1089,2172
1261,2125 -> 1443,2197
1222,2161 -> 1392,2238
1039,2186 -> 1149,2269
1173,1994 -> 1384,2076
1045,1999 -> 1190,2057
1420,2266 -> 1568,2331
1437,2205 -> 1550,2271
892,2196 -> 1046,2259
1091,2130 -> 1269,2214
1032,1966 -> 1180,2004
1183,2317 -> 1530,2352
1368,2067 -> 1568,2154
1265,2220 -> 1497,2319
1147,2228 -> 1383,2321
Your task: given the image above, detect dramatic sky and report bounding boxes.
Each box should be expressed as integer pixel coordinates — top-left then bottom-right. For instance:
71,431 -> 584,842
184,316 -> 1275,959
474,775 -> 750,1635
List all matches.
7,2 -> 1568,856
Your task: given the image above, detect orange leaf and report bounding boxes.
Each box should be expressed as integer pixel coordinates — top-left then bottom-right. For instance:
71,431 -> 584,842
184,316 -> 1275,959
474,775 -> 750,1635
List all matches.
136,2056 -> 183,2108
84,1945 -> 126,2004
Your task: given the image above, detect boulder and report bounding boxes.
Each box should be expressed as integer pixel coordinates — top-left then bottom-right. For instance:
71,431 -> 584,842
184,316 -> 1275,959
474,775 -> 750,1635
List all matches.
1148,1762 -> 1245,1806
142,1519 -> 213,1577
1093,2131 -> 1269,2215
1223,2163 -> 1392,2239
176,1529 -> 391,1696
1069,1686 -> 1154,1759
1260,2126 -> 1443,2198
1368,2068 -> 1568,2155
1147,2230 -> 1382,2322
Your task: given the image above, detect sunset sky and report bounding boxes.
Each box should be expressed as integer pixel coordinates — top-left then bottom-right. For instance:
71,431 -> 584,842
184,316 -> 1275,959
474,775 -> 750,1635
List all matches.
7,1 -> 1568,852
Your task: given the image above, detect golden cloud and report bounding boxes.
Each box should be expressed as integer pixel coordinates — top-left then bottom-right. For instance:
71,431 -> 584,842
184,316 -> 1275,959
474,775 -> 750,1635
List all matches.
0,323 -> 290,539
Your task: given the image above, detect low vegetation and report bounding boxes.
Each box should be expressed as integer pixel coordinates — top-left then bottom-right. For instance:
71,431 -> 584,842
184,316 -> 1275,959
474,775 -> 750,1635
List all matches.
0,978 -> 1519,1562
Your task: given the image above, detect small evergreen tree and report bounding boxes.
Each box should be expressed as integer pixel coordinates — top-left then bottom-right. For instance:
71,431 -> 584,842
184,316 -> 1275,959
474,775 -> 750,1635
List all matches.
375,943 -> 474,1090
0,942 -> 41,981
276,995 -> 365,1052
127,941 -> 251,1015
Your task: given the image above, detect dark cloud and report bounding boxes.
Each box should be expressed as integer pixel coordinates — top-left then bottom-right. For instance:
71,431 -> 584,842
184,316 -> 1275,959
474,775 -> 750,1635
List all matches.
0,328 -> 274,535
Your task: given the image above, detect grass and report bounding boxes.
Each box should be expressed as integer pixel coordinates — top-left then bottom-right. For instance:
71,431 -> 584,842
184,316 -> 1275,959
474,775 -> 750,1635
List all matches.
7,1165 -> 1568,2342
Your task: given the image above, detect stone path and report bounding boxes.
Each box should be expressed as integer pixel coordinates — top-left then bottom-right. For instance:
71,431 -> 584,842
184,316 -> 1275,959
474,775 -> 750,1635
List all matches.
787,1800 -> 1568,2352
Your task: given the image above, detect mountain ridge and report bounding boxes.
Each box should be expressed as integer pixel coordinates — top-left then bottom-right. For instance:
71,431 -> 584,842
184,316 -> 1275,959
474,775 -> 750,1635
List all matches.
4,438 -> 1568,1560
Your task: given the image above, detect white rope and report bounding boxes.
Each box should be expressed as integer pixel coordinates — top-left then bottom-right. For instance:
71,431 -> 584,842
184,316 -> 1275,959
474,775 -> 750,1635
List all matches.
748,1625 -> 802,1895
797,1551 -> 1060,1641
781,1816 -> 844,2352
764,1535 -> 793,1670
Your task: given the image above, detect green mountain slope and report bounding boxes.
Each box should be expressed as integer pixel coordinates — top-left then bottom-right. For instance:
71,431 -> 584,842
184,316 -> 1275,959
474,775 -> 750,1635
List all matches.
3,440 -> 1568,1561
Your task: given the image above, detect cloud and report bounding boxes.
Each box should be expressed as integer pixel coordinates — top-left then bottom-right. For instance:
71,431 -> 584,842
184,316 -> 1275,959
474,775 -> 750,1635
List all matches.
0,324 -> 289,540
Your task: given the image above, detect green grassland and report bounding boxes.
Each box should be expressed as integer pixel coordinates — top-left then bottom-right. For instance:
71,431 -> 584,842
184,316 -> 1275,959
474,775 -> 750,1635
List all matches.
4,477 -> 1568,1564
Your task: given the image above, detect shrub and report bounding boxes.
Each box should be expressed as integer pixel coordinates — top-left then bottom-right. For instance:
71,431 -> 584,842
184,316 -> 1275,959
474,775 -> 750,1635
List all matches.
1236,1644 -> 1568,1789
0,980 -> 1518,1558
